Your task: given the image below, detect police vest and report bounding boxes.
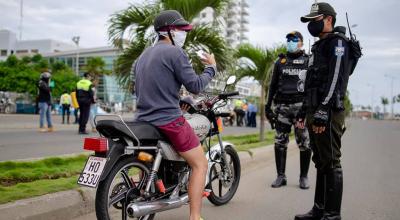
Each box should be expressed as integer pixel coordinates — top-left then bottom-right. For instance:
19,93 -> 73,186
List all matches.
61,93 -> 71,105
77,79 -> 92,91
76,79 -> 93,103
305,33 -> 350,109
276,53 -> 309,97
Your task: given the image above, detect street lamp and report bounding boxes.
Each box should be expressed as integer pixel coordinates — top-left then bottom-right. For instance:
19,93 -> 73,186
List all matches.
367,84 -> 375,112
72,36 -> 80,75
384,74 -> 399,119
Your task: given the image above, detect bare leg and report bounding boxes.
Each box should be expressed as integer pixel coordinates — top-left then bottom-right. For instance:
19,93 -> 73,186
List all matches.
179,145 -> 208,220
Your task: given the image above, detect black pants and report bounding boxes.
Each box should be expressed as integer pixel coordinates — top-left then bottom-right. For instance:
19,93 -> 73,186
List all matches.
78,103 -> 90,132
234,109 -> 245,126
61,104 -> 70,123
306,110 -> 345,172
249,112 -> 257,127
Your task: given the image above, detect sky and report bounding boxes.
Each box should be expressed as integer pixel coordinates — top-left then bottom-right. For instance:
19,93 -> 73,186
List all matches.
1,0 -> 399,112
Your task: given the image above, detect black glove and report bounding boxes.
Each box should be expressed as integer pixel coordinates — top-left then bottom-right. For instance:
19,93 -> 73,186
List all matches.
313,106 -> 329,127
265,107 -> 277,129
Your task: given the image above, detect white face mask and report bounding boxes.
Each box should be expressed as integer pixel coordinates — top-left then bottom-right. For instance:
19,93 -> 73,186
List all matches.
171,30 -> 187,48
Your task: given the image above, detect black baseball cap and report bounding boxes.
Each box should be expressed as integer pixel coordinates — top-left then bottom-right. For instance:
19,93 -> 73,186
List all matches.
301,2 -> 336,23
154,10 -> 193,32
286,31 -> 303,42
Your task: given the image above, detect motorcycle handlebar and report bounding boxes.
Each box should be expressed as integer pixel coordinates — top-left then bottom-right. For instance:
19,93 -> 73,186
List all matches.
215,112 -> 232,118
218,91 -> 239,99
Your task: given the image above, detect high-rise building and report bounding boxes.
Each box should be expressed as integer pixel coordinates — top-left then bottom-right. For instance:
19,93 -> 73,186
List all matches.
192,0 -> 250,48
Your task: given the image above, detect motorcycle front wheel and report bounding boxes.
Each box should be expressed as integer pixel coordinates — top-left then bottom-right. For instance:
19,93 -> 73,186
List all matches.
95,157 -> 155,220
207,146 -> 241,206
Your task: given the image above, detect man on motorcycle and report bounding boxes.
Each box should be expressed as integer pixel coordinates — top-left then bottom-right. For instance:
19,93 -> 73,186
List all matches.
132,10 -> 217,220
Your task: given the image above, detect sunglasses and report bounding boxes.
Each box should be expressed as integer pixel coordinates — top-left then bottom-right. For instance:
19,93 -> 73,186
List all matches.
287,37 -> 300,42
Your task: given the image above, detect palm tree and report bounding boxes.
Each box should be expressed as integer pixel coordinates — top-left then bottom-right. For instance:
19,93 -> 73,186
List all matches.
84,57 -> 109,86
108,0 -> 232,90
235,44 -> 286,141
381,97 -> 389,115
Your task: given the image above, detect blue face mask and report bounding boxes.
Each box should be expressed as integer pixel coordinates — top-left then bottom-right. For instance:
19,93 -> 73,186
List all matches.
287,41 -> 299,53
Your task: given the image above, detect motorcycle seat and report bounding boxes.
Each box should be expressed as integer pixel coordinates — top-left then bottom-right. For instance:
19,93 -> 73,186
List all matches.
96,120 -> 165,144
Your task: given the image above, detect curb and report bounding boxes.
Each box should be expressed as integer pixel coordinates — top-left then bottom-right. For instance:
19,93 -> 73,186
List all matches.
0,144 -> 284,220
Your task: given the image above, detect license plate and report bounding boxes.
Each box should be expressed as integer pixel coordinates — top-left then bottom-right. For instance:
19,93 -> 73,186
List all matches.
77,156 -> 107,188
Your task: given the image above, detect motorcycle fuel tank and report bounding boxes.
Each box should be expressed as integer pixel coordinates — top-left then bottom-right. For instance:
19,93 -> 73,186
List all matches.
184,114 -> 211,141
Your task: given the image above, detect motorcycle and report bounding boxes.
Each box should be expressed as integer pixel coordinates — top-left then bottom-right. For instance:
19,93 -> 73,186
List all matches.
0,91 -> 15,114
78,76 -> 241,220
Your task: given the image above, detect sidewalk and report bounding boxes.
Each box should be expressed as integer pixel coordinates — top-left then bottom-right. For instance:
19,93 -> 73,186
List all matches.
0,143 -> 297,220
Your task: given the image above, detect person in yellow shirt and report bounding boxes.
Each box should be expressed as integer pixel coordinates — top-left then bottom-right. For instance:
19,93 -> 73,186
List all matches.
59,91 -> 72,124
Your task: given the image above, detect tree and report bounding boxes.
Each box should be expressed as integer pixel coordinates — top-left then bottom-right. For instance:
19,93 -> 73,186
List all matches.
84,57 -> 109,85
381,97 -> 389,115
0,54 -> 79,98
235,44 -> 286,141
108,0 -> 232,90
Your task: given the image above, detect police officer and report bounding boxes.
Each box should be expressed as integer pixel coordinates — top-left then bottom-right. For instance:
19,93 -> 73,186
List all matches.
265,31 -> 311,189
76,73 -> 94,134
295,2 -> 351,220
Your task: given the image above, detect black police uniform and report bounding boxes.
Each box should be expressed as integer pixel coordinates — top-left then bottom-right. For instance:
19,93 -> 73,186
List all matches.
296,29 -> 350,220
266,50 -> 312,189
76,79 -> 94,134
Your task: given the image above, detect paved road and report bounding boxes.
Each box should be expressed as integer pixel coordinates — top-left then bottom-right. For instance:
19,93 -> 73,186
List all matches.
73,119 -> 400,220
0,114 -> 262,161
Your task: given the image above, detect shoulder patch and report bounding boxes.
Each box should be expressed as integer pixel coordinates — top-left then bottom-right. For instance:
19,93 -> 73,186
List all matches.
280,58 -> 287,64
335,46 -> 345,57
293,59 -> 305,64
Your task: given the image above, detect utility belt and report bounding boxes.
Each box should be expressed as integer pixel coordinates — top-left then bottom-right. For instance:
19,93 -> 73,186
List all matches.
305,88 -> 345,111
274,94 -> 304,104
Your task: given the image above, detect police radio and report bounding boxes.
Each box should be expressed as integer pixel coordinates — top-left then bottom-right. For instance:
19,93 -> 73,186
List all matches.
346,12 -> 363,75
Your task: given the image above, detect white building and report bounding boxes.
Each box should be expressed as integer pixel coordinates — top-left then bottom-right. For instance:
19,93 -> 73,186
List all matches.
0,29 -> 75,60
192,0 -> 250,48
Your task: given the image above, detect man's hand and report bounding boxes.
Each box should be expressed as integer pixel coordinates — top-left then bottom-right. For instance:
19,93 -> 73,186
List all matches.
265,108 -> 277,129
201,53 -> 216,66
295,108 -> 306,129
312,106 -> 329,134
296,118 -> 305,129
180,103 -> 191,113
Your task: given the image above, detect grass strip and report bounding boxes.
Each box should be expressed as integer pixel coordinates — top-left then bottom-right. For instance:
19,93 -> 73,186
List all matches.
0,176 -> 79,204
0,155 -> 88,186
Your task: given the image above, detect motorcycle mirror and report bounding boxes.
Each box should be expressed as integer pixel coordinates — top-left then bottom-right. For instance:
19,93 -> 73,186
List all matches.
226,75 -> 236,85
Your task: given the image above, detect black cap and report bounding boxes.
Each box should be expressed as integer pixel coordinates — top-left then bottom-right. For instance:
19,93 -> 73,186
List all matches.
154,10 -> 193,32
301,2 -> 336,23
286,31 -> 303,42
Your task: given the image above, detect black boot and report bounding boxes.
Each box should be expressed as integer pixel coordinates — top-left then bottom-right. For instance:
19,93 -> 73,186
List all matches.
271,146 -> 287,188
299,149 -> 312,189
294,170 -> 325,220
321,168 -> 343,220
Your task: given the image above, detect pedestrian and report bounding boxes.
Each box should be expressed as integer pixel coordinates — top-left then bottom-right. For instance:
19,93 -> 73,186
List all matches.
133,10 -> 217,220
265,31 -> 311,189
37,71 -> 54,132
295,2 -> 354,220
234,99 -> 245,126
89,85 -> 98,132
76,72 -> 94,134
70,91 -> 79,124
248,102 -> 257,127
59,90 -> 72,124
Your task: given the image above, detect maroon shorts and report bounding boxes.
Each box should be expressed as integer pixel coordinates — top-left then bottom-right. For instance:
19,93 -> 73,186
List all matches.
157,116 -> 200,153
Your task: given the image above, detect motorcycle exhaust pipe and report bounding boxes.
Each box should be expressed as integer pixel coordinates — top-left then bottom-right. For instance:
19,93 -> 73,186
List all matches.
127,194 -> 189,218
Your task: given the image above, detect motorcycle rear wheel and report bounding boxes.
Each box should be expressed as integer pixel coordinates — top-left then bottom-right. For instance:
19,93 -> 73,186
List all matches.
95,157 -> 155,220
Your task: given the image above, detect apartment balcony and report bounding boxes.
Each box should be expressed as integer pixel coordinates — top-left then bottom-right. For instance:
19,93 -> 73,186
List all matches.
241,7 -> 250,15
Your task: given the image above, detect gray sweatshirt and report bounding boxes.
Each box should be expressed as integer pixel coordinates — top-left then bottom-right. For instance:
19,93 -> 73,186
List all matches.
133,42 -> 216,126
